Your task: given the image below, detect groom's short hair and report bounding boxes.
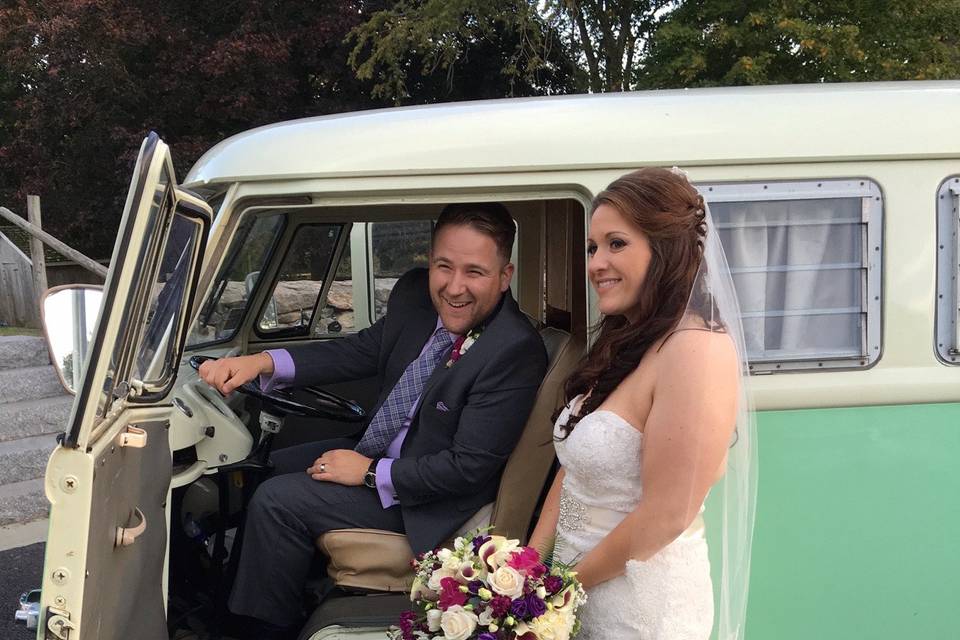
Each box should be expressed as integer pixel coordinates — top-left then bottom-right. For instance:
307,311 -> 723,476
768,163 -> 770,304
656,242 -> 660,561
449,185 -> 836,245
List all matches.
433,202 -> 515,265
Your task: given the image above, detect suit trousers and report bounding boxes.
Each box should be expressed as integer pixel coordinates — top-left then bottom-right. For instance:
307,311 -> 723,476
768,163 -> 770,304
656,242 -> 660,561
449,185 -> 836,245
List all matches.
228,438 -> 404,626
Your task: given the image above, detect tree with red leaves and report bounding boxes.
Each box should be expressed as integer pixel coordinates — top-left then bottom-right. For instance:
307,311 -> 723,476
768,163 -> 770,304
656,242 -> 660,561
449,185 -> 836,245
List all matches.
0,0 -> 386,256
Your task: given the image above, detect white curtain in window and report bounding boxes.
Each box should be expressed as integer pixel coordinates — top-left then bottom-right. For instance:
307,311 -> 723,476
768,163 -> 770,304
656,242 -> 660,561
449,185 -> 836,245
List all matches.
712,198 -> 864,362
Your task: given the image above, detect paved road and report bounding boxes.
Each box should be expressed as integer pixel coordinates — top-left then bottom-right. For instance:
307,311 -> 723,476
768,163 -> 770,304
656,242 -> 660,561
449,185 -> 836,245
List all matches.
0,542 -> 43,639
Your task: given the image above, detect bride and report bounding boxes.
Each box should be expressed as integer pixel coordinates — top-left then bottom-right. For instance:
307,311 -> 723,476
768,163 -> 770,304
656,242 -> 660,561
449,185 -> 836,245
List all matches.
528,168 -> 757,639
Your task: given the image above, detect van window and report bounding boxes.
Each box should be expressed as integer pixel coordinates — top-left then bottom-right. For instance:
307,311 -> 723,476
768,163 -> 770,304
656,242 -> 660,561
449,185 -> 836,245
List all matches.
257,223 -> 347,334
371,220 -> 433,321
187,212 -> 285,346
935,176 -> 960,363
132,212 -> 202,385
701,179 -> 883,372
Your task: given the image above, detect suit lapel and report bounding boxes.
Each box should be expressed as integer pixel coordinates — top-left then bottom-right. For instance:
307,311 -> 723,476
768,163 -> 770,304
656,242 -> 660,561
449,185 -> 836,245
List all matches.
414,290 -> 518,418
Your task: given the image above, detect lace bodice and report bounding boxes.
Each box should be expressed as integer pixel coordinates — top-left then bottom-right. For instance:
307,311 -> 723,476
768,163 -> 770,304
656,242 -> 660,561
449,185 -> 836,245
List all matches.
554,398 -> 644,516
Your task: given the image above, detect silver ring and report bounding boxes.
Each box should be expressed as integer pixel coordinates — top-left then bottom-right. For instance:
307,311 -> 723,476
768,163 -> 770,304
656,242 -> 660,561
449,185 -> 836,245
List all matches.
319,463 -> 326,473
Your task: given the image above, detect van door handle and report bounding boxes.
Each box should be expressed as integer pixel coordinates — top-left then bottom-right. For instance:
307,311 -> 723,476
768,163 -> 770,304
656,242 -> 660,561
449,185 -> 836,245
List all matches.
115,508 -> 147,547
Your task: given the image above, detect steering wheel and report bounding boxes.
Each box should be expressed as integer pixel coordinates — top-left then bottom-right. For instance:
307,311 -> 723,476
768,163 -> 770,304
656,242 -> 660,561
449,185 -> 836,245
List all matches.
188,355 -> 366,423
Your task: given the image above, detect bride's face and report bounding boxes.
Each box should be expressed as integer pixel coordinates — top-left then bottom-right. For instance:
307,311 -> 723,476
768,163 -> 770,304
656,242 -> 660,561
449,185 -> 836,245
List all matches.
587,203 -> 652,321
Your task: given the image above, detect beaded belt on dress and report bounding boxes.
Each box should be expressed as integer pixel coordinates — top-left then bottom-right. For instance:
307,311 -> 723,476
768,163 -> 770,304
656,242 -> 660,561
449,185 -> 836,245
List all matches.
558,488 -> 705,539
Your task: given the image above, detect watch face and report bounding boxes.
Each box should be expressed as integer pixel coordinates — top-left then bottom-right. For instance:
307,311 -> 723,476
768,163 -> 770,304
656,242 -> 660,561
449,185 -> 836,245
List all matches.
363,471 -> 376,489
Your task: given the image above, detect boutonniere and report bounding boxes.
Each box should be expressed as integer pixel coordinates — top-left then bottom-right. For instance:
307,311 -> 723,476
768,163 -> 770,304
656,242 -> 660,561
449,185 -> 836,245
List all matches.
446,326 -> 483,368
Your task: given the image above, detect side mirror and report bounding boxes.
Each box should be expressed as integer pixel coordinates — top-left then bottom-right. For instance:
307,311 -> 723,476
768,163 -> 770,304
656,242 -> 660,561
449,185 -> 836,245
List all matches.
41,285 -> 104,395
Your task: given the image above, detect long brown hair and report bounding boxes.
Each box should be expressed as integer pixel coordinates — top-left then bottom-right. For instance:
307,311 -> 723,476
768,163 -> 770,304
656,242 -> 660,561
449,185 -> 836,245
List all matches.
556,168 -> 710,437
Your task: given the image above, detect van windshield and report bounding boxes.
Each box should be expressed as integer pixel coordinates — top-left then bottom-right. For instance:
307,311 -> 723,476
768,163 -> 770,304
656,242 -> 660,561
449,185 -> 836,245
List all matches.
187,212 -> 285,346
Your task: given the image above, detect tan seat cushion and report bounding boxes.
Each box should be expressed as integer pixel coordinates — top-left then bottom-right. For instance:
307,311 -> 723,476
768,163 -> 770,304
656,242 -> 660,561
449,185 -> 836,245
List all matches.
317,529 -> 415,592
317,503 -> 494,591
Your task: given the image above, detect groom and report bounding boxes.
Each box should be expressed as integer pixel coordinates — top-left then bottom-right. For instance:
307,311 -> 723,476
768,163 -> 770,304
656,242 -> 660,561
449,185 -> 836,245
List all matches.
199,203 -> 548,636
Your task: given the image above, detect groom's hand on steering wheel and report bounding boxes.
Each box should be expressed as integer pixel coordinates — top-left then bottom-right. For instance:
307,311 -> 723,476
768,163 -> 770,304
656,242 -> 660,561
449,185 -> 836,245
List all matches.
198,353 -> 275,395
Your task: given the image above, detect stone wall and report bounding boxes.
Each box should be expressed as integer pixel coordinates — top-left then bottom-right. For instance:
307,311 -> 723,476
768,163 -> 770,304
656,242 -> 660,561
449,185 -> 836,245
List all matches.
197,277 -> 399,338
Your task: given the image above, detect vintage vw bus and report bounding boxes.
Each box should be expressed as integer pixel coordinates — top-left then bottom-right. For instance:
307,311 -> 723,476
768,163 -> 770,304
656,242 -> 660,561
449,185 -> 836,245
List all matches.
37,81 -> 959,640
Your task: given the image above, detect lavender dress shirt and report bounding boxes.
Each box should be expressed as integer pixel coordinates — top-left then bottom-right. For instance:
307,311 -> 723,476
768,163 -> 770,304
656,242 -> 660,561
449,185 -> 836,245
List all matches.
260,318 -> 456,508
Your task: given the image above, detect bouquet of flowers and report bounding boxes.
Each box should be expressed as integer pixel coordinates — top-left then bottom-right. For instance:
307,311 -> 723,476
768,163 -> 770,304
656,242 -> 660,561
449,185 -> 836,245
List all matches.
389,530 -> 586,640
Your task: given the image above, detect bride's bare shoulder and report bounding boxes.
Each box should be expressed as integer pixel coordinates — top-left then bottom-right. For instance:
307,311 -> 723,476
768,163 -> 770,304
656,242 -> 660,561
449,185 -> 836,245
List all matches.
654,329 -> 738,380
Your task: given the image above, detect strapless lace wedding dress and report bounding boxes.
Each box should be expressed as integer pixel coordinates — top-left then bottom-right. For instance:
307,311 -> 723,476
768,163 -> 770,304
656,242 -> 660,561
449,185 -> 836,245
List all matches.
553,398 -> 713,639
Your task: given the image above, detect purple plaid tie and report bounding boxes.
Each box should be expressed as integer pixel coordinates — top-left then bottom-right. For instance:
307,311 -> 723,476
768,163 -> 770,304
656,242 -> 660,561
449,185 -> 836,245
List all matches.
355,327 -> 453,457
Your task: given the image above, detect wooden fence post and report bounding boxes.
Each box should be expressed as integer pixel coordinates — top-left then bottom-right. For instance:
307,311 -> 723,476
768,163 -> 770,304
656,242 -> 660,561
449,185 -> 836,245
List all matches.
26,195 -> 48,301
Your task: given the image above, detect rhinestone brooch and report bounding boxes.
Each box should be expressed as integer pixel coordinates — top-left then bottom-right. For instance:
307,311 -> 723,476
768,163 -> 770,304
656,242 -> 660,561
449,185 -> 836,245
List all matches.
558,490 -> 590,531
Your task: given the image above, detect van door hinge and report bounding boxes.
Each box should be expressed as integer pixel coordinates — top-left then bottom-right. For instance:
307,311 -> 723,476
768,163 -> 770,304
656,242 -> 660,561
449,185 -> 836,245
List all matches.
45,606 -> 75,640
118,425 -> 148,448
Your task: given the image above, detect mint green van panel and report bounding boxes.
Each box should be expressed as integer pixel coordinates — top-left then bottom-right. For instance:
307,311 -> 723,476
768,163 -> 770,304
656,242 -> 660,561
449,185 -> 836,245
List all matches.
743,403 -> 960,639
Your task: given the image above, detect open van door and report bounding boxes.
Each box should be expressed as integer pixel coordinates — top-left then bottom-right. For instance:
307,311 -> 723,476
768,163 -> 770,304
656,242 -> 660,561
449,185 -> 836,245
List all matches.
39,132 -> 211,640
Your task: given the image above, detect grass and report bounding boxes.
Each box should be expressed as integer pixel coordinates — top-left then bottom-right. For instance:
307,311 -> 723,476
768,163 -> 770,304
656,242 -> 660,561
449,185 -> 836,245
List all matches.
0,326 -> 42,337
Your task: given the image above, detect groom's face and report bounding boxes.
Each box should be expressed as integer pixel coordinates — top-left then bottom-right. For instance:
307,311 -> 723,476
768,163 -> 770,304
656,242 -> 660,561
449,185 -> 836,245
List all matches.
429,224 -> 514,336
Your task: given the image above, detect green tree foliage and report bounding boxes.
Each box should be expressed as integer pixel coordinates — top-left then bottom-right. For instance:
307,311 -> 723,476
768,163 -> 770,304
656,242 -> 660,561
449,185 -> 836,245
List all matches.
0,0 -> 385,257
641,0 -> 960,88
348,0 -> 673,100
351,0 -> 960,101
348,0 -> 579,103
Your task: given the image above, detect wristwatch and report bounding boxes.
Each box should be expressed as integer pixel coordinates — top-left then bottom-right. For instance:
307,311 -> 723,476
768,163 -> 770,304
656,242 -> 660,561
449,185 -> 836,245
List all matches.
363,458 -> 380,489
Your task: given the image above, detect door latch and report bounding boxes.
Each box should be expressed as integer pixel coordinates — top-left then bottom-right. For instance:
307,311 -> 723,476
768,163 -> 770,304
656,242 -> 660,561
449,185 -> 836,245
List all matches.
45,606 -> 75,640
118,425 -> 148,448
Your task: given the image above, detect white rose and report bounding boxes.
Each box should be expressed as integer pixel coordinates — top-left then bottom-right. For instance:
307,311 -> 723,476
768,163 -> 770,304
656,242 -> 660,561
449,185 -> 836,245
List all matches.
427,567 -> 457,592
488,566 -> 525,599
440,605 -> 478,640
530,610 -> 575,640
438,548 -> 453,562
426,608 -> 443,632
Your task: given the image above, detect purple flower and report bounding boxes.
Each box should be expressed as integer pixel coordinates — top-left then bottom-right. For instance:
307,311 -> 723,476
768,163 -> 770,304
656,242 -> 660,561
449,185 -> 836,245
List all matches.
468,579 -> 485,595
525,593 -> 547,618
543,575 -> 563,594
478,634 -> 497,640
472,534 -> 491,554
510,597 -> 529,618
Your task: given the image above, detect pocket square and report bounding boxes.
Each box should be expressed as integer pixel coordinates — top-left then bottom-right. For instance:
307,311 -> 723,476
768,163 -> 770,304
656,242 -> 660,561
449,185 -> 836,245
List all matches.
436,401 -> 450,412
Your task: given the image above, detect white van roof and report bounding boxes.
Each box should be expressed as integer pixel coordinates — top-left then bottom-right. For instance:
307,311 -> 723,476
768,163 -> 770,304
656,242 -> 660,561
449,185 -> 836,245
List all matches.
183,81 -> 960,187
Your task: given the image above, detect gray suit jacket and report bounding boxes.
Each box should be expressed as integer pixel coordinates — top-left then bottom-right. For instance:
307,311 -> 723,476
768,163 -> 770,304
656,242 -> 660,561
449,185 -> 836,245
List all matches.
288,268 -> 547,552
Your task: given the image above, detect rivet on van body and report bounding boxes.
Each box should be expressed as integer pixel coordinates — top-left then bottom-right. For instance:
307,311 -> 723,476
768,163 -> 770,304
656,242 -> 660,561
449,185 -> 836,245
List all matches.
61,476 -> 78,493
51,568 -> 70,585
219,454 -> 228,463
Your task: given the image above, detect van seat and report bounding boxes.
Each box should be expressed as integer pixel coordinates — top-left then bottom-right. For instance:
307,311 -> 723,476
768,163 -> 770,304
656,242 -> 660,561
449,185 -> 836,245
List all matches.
315,325 -> 585,592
